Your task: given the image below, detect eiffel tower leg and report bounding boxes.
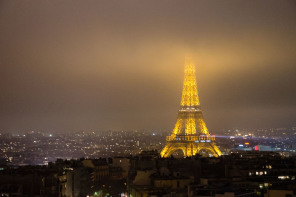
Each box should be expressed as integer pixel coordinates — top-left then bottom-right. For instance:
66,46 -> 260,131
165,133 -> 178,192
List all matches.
184,145 -> 187,157
191,142 -> 196,156
183,142 -> 196,157
160,143 -> 172,158
210,143 -> 222,157
185,143 -> 192,157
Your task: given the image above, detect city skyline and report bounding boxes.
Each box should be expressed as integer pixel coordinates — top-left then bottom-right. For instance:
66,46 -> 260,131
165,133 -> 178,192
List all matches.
0,0 -> 295,132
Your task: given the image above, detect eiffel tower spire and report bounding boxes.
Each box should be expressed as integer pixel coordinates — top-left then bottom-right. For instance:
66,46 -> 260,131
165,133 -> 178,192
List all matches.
160,60 -> 222,158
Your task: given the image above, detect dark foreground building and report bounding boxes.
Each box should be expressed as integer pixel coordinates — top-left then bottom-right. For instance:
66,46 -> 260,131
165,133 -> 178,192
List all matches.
0,151 -> 296,197
128,151 -> 296,197
0,157 -> 129,197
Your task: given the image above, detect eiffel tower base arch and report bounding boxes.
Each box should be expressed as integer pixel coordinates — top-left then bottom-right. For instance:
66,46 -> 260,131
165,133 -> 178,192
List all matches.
160,141 -> 221,158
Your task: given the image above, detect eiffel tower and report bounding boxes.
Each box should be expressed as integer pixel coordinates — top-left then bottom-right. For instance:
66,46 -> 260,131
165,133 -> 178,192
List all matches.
160,60 -> 222,158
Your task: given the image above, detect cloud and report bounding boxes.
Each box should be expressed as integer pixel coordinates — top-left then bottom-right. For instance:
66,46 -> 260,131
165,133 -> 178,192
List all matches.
0,0 -> 295,131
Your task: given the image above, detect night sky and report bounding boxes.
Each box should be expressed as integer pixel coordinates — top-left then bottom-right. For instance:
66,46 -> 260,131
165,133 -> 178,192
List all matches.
0,0 -> 295,132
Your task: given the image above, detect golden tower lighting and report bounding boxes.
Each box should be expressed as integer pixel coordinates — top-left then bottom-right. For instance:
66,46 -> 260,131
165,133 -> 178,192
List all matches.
160,60 -> 222,157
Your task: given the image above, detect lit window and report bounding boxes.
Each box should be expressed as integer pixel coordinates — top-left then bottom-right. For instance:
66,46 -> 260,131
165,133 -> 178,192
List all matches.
278,176 -> 289,180
264,183 -> 269,187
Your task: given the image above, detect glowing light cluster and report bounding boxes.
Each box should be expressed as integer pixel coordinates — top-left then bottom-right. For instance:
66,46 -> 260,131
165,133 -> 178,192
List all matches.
185,113 -> 196,135
173,118 -> 183,135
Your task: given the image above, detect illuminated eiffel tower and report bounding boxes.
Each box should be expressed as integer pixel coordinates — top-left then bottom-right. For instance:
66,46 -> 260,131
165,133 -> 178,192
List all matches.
160,60 -> 222,158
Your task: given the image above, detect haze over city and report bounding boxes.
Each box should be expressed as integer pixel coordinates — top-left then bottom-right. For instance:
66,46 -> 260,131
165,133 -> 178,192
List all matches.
0,0 -> 295,132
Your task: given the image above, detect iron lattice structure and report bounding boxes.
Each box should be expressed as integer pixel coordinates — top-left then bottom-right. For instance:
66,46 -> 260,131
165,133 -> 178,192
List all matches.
160,61 -> 222,158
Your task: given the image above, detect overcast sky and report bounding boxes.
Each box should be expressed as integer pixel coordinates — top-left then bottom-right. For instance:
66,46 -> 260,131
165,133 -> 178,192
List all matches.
0,0 -> 295,133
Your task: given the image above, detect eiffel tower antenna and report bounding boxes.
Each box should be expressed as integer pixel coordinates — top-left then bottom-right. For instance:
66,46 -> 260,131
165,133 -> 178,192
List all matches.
160,60 -> 222,157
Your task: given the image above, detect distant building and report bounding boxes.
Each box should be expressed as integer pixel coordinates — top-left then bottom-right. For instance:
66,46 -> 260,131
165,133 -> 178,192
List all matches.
255,145 -> 272,151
